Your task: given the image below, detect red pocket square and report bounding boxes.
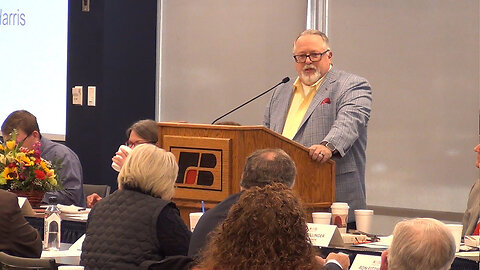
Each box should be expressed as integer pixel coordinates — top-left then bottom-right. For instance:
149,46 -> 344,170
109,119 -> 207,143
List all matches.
320,98 -> 331,104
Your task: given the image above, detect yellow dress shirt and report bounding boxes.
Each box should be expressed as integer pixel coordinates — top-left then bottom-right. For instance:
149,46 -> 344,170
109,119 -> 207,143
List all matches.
282,76 -> 326,139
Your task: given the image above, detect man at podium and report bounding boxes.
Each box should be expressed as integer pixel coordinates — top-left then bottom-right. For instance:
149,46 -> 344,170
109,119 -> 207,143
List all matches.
264,29 -> 372,225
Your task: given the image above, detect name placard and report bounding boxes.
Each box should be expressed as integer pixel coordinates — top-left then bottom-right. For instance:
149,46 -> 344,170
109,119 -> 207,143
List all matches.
307,223 -> 344,247
350,254 -> 382,270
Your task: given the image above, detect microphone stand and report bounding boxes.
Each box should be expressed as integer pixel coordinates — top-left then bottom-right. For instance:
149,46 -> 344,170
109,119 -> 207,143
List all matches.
211,77 -> 290,125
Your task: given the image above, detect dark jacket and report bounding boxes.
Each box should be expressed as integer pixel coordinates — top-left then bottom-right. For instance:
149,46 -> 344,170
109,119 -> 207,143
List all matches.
188,193 -> 241,258
81,189 -> 191,269
0,190 -> 42,258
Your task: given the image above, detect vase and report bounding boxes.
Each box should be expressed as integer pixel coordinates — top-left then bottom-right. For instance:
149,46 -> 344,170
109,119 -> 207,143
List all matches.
11,190 -> 45,208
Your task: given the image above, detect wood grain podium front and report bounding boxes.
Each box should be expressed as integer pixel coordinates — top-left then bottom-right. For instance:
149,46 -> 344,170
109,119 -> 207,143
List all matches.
157,122 -> 335,227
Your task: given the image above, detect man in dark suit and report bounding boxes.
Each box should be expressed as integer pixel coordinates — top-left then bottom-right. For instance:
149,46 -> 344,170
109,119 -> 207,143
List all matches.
0,190 -> 42,258
188,148 -> 349,270
264,30 -> 372,224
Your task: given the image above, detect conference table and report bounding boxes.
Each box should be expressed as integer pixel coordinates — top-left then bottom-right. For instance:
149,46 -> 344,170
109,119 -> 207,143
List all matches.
41,243 -> 81,266
26,209 -> 479,269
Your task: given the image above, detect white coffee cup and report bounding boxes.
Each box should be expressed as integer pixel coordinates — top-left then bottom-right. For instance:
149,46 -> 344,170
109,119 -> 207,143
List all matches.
189,212 -> 204,232
111,145 -> 132,172
58,266 -> 85,270
312,212 -> 332,225
445,224 -> 463,252
331,202 -> 349,233
354,209 -> 374,234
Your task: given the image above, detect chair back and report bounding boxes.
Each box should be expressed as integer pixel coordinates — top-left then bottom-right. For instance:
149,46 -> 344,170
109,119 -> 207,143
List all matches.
140,256 -> 193,270
0,252 -> 57,270
83,184 -> 111,198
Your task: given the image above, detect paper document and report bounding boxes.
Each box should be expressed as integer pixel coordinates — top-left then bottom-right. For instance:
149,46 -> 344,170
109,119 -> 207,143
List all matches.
354,235 -> 392,249
70,234 -> 85,251
57,204 -> 91,214
456,251 -> 479,257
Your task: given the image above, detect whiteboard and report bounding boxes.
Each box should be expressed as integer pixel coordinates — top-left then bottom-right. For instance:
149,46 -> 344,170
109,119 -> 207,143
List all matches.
159,0 -> 307,125
328,0 -> 479,212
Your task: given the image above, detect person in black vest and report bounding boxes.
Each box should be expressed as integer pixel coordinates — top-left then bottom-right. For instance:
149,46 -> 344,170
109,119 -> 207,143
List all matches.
81,144 -> 191,269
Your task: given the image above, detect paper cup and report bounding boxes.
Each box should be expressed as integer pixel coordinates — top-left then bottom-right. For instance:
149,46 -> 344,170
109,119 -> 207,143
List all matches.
354,209 -> 374,234
58,267 -> 84,270
189,212 -> 203,232
445,224 -> 463,252
331,202 -> 349,233
111,145 -> 132,172
312,212 -> 332,225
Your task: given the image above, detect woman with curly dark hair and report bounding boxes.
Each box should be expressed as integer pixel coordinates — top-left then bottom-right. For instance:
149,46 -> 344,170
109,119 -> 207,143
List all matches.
195,183 -> 323,270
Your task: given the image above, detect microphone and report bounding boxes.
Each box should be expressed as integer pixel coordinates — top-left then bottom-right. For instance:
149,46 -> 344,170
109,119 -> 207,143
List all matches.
211,77 -> 290,125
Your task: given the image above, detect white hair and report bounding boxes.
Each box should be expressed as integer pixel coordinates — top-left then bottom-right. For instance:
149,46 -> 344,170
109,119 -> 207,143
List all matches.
117,144 -> 178,200
388,218 -> 456,270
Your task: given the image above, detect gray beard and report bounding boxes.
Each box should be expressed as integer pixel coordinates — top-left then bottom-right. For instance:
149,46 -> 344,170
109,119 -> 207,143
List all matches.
300,72 -> 321,86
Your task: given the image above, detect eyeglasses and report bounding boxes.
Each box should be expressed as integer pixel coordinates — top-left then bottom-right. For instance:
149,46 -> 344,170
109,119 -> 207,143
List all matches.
293,49 -> 330,63
20,131 -> 33,144
125,140 -> 154,148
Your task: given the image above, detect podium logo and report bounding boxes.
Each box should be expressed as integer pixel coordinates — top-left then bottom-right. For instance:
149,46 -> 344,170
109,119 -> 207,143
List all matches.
175,150 -> 220,187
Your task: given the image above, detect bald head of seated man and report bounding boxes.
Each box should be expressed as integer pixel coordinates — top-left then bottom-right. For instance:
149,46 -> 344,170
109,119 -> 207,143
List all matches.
380,218 -> 455,270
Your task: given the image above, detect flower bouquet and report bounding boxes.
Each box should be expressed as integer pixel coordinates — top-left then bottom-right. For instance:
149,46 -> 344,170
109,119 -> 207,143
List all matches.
0,130 -> 60,207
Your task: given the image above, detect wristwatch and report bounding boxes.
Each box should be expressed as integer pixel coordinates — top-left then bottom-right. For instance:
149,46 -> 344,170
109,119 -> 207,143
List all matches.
321,141 -> 338,155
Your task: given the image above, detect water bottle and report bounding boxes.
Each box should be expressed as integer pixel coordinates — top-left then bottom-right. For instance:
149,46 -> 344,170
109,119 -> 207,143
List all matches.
44,196 -> 61,251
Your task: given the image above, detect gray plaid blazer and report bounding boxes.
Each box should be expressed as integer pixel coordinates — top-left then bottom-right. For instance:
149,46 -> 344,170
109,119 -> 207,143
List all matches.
264,68 -> 372,220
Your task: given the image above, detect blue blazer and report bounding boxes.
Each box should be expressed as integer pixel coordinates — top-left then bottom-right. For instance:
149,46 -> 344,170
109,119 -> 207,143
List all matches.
264,68 -> 372,220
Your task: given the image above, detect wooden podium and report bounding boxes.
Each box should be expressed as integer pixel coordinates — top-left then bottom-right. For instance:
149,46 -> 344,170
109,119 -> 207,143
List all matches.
157,122 -> 335,226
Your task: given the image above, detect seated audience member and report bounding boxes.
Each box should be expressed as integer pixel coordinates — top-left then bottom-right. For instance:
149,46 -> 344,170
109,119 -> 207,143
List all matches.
81,144 -> 191,269
188,148 -> 297,258
189,149 -> 348,269
195,183 -> 349,270
0,190 -> 42,258
86,119 -> 158,207
380,218 -> 455,270
462,143 -> 480,236
1,110 -> 85,207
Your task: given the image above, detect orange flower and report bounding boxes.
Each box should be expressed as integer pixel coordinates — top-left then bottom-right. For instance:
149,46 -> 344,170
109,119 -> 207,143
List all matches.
46,169 -> 55,178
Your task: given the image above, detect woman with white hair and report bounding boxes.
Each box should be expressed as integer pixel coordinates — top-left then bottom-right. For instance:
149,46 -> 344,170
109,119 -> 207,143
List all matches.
81,144 -> 191,269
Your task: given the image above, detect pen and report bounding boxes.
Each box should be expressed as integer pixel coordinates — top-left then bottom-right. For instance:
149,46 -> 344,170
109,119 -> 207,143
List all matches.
78,208 -> 86,211
201,201 -> 205,213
